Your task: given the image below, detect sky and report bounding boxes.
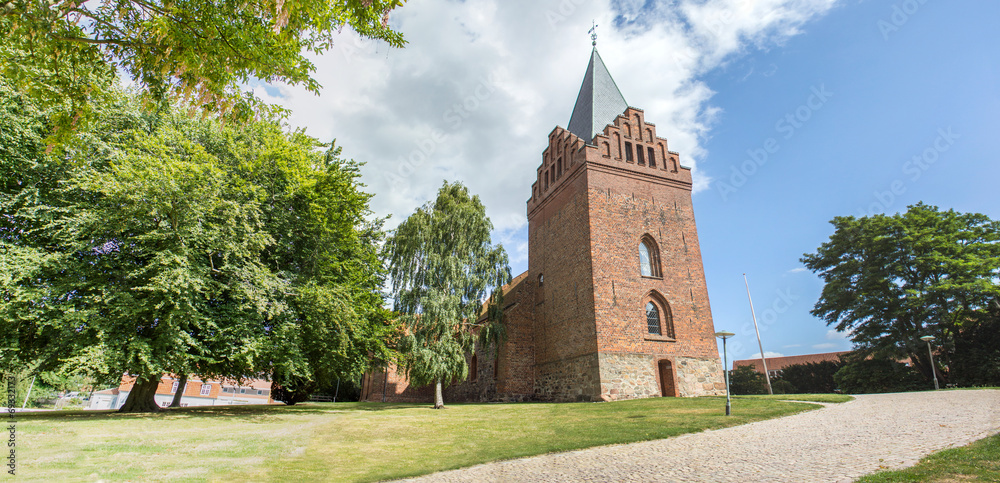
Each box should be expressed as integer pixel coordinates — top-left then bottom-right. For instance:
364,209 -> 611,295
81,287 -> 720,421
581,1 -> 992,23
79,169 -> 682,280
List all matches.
256,0 -> 1000,364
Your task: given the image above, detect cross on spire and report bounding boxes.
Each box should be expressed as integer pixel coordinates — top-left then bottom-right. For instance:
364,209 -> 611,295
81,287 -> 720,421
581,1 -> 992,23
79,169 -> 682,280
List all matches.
589,20 -> 598,46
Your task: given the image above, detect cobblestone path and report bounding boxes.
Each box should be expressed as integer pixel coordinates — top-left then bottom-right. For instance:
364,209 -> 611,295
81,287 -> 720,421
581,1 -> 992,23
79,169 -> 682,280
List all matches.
398,389 -> 1000,482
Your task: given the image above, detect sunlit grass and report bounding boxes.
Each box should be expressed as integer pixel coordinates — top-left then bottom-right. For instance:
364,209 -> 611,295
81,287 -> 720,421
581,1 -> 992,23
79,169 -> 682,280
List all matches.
856,432 -> 1000,482
16,395 -> 847,482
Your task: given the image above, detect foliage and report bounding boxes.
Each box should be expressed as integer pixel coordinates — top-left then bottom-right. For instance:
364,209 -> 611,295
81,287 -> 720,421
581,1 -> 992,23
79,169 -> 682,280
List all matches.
1,81 -> 390,411
951,304 -> 1000,386
271,379 -> 316,406
832,358 -> 926,394
728,365 -> 768,395
384,181 -> 511,408
0,0 -> 407,138
802,203 -> 1000,385
770,379 -> 795,395
777,360 -> 843,394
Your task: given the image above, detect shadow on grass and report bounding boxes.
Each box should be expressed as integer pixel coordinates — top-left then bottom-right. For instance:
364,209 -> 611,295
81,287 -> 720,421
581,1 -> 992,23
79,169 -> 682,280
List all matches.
14,400 -> 442,422
17,394 -> 844,423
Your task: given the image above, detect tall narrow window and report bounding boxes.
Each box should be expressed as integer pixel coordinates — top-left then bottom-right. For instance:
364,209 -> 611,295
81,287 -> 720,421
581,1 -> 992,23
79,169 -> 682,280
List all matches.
639,237 -> 662,278
470,354 -> 478,382
648,147 -> 657,168
557,158 -> 563,178
637,145 -> 646,165
646,302 -> 661,335
625,142 -> 634,162
544,171 -> 549,190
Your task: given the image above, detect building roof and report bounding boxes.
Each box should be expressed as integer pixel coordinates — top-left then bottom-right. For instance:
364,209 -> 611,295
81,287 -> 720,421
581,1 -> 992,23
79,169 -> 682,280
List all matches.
566,48 -> 628,144
733,351 -> 850,373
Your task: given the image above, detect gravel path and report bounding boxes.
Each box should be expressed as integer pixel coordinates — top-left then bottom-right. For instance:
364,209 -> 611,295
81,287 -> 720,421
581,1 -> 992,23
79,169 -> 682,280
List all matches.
397,390 -> 1000,482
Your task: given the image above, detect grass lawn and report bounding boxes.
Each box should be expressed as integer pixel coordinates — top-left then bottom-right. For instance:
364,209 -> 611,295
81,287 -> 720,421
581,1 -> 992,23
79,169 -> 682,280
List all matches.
856,432 -> 1000,482
16,395 -> 849,482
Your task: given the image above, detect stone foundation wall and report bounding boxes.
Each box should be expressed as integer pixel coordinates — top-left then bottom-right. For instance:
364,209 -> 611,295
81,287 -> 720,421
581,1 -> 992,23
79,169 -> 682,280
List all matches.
534,352 -> 601,401
597,352 -> 659,400
674,356 -> 726,397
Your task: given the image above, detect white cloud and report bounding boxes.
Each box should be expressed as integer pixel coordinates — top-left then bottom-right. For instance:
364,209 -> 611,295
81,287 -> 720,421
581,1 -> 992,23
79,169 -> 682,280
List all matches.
787,267 -> 808,274
782,344 -> 802,349
824,329 -> 848,340
812,343 -> 837,350
263,0 -> 843,265
750,351 -> 785,359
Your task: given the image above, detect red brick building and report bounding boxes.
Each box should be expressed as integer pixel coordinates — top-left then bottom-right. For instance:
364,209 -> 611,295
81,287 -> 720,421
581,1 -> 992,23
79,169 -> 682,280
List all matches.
362,47 -> 726,403
89,374 -> 275,409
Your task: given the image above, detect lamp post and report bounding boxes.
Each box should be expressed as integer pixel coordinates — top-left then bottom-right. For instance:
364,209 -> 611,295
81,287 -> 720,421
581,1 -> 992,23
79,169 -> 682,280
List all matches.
920,335 -> 939,390
715,331 -> 735,416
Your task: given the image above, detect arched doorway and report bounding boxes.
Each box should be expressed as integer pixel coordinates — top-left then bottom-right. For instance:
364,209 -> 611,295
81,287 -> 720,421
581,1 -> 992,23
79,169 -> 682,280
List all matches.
658,360 -> 676,397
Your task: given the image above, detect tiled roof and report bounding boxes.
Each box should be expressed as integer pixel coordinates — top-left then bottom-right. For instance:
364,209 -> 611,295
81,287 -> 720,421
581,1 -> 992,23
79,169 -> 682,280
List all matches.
566,48 -> 628,144
733,351 -> 850,372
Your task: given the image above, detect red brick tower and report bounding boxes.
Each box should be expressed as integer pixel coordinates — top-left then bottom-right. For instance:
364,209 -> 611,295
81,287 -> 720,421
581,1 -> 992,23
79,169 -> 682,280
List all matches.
526,48 -> 725,400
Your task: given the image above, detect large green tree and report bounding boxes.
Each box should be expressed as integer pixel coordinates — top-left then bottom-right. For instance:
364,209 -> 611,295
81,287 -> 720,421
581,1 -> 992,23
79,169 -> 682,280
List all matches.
802,203 -> 1000,384
0,0 -> 406,138
1,82 -> 391,411
384,181 -> 510,409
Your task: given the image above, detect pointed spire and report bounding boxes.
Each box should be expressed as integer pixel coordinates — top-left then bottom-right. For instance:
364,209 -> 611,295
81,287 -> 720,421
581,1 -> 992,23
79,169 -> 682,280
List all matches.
566,48 -> 628,144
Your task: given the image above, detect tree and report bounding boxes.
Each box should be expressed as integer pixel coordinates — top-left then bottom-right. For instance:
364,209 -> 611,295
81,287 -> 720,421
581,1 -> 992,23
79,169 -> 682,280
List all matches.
384,181 -> 511,409
1,82 -> 392,411
0,0 -> 406,137
801,203 -> 1000,385
727,365 -> 768,395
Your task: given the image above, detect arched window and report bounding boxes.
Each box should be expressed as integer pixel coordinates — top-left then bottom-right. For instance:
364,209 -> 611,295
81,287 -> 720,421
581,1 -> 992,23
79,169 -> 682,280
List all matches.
639,237 -> 661,278
646,302 -> 661,335
644,293 -> 676,339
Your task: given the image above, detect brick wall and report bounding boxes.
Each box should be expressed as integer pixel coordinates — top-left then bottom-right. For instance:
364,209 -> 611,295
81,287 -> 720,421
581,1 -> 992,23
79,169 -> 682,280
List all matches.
527,129 -> 601,400
360,364 -> 434,403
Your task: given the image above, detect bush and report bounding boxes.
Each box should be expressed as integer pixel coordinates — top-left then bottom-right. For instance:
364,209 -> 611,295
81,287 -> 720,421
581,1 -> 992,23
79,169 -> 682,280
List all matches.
728,366 -> 768,395
778,360 -> 843,394
833,358 -> 926,394
770,379 -> 796,394
951,313 -> 1000,387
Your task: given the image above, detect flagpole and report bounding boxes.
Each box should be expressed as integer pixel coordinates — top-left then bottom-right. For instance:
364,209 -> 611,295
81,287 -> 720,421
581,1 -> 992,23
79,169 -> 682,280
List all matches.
744,274 -> 773,395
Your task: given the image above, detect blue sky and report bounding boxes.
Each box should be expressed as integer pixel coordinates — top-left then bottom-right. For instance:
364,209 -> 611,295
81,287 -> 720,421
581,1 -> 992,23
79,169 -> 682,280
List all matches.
260,0 -> 1000,364
696,1 -> 1000,361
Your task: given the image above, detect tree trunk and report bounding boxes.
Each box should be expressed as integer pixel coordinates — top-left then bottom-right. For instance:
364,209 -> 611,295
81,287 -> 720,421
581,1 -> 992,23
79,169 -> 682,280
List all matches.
118,376 -> 163,413
433,380 -> 444,409
168,374 -> 187,408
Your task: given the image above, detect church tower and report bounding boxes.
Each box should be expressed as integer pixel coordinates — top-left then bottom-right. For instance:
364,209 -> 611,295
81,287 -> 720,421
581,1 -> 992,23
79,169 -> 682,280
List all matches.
525,48 -> 725,400
360,47 -> 726,404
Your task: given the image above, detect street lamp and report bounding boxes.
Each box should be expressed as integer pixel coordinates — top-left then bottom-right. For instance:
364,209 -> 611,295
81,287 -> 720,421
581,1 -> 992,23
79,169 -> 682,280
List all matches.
920,335 -> 939,390
715,330 -> 736,416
